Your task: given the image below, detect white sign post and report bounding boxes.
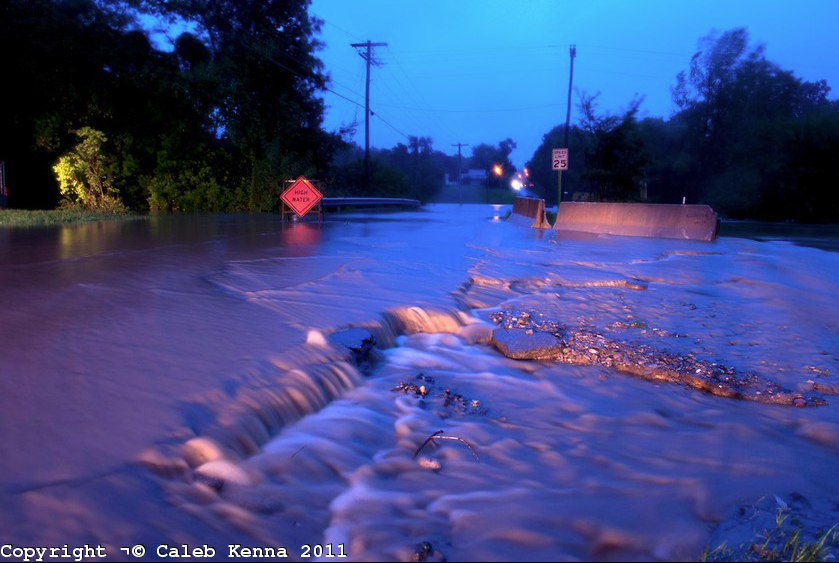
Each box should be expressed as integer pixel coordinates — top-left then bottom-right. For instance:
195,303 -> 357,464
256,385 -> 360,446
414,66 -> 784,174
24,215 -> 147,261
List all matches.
552,148 -> 569,204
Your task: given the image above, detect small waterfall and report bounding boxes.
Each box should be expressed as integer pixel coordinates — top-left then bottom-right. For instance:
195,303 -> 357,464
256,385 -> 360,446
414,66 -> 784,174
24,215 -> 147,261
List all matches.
379,305 -> 469,340
205,360 -> 365,458
143,304 -> 479,485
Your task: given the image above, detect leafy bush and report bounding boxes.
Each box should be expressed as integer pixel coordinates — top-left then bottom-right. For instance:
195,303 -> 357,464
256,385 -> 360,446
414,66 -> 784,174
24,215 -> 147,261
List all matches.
52,127 -> 127,213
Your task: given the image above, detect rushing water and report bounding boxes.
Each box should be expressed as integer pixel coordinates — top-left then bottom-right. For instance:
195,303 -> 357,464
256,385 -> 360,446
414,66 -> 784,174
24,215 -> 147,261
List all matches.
1,205 -> 838,562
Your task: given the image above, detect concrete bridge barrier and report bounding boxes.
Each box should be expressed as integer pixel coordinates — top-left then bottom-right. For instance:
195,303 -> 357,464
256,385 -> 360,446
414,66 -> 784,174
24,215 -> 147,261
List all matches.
553,202 -> 719,241
511,196 -> 551,229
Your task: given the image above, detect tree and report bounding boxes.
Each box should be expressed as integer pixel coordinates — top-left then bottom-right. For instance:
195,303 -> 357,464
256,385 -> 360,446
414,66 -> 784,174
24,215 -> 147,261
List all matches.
576,92 -> 650,201
789,109 -> 839,222
328,152 -> 409,198
2,0 -> 335,212
671,27 -> 839,219
470,139 -> 516,174
128,0 -> 331,210
0,0 -> 136,208
53,127 -> 126,212
404,136 -> 445,202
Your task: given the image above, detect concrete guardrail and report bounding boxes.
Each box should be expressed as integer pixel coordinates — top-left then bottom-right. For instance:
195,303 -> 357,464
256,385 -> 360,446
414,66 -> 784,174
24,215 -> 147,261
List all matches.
553,202 -> 719,241
511,196 -> 551,228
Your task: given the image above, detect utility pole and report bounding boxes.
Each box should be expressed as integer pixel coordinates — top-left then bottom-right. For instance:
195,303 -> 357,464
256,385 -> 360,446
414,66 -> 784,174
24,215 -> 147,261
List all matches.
563,45 -> 576,148
351,40 -> 387,191
451,142 -> 469,205
561,44 -> 576,203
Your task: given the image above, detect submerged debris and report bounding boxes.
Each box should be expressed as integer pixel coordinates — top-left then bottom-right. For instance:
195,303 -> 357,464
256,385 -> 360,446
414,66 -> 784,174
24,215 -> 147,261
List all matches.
392,373 -> 434,397
488,309 -> 827,407
414,430 -> 480,462
392,373 -> 488,416
412,541 -> 447,562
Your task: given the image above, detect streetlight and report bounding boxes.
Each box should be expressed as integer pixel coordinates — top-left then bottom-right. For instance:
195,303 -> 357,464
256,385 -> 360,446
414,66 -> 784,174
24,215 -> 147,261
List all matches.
488,164 -> 503,203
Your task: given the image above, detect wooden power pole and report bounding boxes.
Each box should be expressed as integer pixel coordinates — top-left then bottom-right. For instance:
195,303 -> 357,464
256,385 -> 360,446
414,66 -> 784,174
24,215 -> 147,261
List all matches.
351,40 -> 388,190
451,142 -> 469,205
560,45 -> 576,203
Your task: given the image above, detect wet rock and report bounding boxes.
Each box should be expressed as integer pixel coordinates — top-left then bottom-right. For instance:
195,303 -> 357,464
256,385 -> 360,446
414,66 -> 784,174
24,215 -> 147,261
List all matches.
488,309 -> 827,407
326,327 -> 380,372
490,328 -> 565,360
625,278 -> 649,290
193,459 -> 252,491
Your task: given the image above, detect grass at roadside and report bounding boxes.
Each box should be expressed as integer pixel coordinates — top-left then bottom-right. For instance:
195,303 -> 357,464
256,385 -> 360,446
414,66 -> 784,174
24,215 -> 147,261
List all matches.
700,524 -> 837,562
698,494 -> 839,563
0,209 -> 143,227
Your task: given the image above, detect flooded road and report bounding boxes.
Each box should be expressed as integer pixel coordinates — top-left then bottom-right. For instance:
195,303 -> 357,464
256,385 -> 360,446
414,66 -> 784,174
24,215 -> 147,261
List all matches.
1,205 -> 838,561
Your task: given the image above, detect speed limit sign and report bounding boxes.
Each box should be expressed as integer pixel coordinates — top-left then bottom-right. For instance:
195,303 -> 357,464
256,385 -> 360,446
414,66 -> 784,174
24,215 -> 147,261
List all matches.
552,148 -> 568,171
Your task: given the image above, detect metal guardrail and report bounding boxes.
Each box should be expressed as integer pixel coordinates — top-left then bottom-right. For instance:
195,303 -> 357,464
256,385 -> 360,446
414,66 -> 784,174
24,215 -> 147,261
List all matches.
320,197 -> 421,208
280,196 -> 422,223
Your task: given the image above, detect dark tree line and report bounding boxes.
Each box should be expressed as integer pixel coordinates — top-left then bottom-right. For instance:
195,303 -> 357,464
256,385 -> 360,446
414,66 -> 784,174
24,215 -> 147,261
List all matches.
328,136 -> 448,203
528,28 -> 839,223
1,0 -> 337,211
3,10 -> 837,222
315,135 -> 518,204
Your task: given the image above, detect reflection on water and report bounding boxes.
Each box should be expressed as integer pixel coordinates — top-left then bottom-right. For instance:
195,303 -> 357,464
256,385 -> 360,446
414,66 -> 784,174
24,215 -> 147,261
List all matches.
490,204 -> 504,221
278,221 -> 323,256
0,213 -> 323,265
58,221 -> 125,260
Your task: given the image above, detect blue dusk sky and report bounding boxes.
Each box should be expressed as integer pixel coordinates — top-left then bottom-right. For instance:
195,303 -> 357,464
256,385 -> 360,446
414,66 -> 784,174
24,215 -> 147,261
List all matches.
308,0 -> 839,170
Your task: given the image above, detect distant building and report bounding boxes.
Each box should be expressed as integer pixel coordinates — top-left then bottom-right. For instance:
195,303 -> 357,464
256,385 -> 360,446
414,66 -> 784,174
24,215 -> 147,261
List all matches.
460,169 -> 487,184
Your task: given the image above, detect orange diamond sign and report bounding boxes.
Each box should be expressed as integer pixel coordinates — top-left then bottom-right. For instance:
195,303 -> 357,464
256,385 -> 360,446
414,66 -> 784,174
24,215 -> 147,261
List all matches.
281,176 -> 323,217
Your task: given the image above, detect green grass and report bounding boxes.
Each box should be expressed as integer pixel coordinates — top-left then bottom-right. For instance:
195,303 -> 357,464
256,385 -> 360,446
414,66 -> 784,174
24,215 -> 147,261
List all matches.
699,519 -> 838,562
0,209 -> 142,227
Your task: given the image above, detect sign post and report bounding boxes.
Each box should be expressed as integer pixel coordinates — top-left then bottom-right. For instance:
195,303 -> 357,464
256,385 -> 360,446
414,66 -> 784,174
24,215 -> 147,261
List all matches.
552,148 -> 568,204
280,176 -> 323,221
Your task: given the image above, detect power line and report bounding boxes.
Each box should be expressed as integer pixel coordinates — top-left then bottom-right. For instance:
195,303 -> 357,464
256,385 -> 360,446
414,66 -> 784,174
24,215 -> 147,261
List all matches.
384,46 -> 458,145
242,37 -> 364,109
371,111 -> 409,140
373,101 -> 565,113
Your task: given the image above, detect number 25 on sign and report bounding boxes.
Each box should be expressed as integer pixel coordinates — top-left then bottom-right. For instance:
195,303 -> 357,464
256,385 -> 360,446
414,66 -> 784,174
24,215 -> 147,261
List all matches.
552,148 -> 569,171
